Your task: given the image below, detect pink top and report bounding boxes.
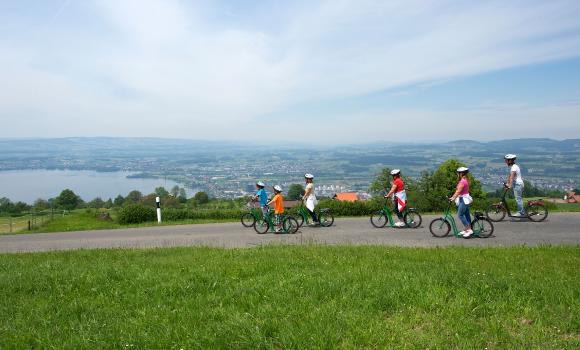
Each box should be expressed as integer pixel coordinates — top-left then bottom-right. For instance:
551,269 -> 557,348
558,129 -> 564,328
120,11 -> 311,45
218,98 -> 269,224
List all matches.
457,178 -> 470,196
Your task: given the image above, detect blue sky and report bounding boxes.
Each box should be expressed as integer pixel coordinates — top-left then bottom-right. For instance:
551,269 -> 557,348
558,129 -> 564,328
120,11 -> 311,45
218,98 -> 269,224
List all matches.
1,0 -> 579,144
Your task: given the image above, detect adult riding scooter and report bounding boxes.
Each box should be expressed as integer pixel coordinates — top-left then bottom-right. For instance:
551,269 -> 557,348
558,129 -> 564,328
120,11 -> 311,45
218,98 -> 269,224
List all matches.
430,199 -> 494,238
486,184 -> 548,222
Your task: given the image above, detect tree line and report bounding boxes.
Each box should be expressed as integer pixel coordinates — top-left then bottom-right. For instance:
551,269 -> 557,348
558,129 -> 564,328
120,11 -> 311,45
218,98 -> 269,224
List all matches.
0,185 -> 211,215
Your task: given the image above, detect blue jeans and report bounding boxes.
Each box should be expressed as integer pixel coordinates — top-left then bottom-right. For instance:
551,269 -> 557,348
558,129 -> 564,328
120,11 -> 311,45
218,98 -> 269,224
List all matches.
513,184 -> 525,215
457,197 -> 471,228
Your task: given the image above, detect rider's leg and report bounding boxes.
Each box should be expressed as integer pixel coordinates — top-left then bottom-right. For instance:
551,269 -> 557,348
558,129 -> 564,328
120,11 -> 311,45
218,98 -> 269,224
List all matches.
513,184 -> 525,216
457,198 -> 472,232
307,208 -> 319,223
393,198 -> 404,226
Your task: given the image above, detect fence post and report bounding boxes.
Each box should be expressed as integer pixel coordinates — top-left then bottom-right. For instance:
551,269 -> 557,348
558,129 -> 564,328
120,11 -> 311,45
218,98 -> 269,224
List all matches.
156,197 -> 162,223
9,216 -> 12,233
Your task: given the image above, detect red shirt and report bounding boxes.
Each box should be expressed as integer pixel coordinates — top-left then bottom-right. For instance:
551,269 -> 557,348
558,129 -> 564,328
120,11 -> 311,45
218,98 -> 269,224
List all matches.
393,178 -> 404,192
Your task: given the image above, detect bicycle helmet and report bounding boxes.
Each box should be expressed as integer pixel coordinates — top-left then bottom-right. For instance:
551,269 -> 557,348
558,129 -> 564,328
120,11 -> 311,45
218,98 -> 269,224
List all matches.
504,154 -> 517,160
304,173 -> 314,179
256,181 -> 265,187
390,169 -> 401,176
273,185 -> 282,192
456,167 -> 469,173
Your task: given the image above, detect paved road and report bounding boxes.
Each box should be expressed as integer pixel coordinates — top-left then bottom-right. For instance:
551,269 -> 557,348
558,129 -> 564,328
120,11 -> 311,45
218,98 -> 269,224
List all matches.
0,213 -> 579,253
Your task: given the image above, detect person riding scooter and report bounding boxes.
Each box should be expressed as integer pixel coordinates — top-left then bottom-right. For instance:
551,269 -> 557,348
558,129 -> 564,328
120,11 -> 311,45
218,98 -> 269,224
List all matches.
384,169 -> 406,227
504,154 -> 525,216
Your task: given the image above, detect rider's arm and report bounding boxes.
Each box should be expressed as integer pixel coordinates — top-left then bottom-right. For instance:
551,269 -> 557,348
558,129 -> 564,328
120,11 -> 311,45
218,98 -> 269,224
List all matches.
507,171 -> 516,188
302,186 -> 312,200
385,183 -> 397,197
450,183 -> 464,201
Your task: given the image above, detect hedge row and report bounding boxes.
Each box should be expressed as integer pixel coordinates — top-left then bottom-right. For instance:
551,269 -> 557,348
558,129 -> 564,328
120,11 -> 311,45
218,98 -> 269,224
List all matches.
117,197 -> 557,225
117,205 -> 245,224
161,208 -> 245,221
312,198 -> 383,216
117,205 -> 156,224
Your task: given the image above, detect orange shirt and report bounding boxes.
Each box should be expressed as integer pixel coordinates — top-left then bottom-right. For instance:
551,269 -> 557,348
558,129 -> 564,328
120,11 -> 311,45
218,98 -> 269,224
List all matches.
272,194 -> 284,214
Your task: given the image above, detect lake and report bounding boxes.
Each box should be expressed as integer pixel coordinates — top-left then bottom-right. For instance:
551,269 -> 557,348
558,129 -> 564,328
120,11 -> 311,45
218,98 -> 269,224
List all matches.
0,170 -> 193,203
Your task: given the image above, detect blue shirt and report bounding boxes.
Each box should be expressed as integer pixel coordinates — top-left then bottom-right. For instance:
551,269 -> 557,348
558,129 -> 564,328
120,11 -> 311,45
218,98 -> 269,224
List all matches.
256,188 -> 268,206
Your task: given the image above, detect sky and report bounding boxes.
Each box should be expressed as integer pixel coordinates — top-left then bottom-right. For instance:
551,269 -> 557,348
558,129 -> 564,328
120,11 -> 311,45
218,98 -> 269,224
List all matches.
1,0 -> 580,144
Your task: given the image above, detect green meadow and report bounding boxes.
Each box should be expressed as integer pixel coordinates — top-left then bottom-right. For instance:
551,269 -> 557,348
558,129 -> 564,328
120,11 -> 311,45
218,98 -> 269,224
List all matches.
1,245 -> 578,349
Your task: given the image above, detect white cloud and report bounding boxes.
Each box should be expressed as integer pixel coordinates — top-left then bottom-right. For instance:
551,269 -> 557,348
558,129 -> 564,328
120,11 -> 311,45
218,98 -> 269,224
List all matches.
0,0 -> 579,141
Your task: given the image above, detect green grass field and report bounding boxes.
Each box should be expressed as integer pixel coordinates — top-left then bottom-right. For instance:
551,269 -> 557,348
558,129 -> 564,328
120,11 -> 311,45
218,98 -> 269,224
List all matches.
1,246 -> 578,349
22,210 -> 238,234
0,216 -> 30,234
555,202 -> 580,212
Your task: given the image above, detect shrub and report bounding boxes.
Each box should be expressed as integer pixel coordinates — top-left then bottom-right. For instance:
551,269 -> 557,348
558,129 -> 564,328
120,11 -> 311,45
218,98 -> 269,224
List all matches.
161,208 -> 245,221
117,205 -> 156,224
194,192 -> 210,204
284,198 -> 383,217
162,209 -> 190,221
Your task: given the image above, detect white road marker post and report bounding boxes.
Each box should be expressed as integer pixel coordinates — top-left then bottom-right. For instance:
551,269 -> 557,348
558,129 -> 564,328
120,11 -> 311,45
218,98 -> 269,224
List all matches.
156,196 -> 162,223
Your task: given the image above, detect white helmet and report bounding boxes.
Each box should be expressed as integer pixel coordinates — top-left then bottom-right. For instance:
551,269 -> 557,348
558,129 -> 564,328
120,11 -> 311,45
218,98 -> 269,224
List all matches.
256,181 -> 265,187
304,173 -> 314,179
273,185 -> 282,192
504,154 -> 517,160
456,167 -> 469,173
390,169 -> 401,176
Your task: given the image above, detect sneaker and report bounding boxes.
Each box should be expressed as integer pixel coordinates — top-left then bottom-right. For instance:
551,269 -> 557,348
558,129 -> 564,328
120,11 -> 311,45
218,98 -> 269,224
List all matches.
395,222 -> 406,227
462,229 -> 473,238
458,230 -> 466,236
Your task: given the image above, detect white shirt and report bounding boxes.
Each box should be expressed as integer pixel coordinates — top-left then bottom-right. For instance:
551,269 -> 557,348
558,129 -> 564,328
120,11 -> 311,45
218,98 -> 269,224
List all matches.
511,164 -> 524,185
305,183 -> 316,200
304,183 -> 317,211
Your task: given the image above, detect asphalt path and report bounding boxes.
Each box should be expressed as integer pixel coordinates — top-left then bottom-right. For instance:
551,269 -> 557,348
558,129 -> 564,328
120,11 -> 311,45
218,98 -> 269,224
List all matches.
0,213 -> 579,253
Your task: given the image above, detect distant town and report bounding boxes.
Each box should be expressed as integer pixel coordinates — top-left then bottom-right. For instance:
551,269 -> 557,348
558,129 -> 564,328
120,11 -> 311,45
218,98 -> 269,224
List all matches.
0,137 -> 578,199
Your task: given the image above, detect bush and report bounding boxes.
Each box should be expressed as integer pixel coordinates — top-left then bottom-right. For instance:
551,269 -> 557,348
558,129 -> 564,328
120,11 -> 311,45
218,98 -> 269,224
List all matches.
162,209 -> 189,221
117,205 -> 156,224
317,198 -> 381,216
161,208 -> 245,221
194,192 -> 210,204
283,198 -> 383,217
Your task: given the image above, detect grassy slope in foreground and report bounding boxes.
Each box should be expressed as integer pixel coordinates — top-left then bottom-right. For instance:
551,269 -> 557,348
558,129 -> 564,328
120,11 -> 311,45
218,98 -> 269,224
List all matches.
1,246 -> 578,349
